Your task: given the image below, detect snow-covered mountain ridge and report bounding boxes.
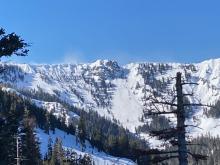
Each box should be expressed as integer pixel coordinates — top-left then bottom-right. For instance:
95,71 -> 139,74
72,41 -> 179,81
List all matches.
1,58 -> 220,138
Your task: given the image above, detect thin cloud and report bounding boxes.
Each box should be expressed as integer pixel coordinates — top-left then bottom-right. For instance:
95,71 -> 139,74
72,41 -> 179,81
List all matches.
62,50 -> 85,64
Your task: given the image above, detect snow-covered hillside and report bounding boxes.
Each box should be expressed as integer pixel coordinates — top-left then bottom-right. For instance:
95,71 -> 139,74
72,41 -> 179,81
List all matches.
36,128 -> 135,165
1,59 -> 220,140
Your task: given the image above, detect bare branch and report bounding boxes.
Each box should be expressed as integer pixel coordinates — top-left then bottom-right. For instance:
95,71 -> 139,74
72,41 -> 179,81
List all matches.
187,151 -> 208,161
149,127 -> 179,140
134,148 -> 178,155
183,93 -> 194,97
183,103 -> 213,108
151,155 -> 179,164
152,101 -> 177,107
185,124 -> 203,130
181,82 -> 199,85
144,110 -> 177,116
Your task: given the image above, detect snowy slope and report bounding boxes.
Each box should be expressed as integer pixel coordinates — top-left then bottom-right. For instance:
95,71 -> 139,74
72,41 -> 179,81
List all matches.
1,86 -> 80,126
36,128 -> 135,165
1,59 -> 220,141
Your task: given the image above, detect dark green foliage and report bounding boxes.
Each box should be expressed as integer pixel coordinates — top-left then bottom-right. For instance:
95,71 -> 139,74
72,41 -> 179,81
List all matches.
20,108 -> 41,165
0,91 -> 41,164
77,109 -> 149,161
0,28 -> 28,164
0,27 -> 29,58
44,139 -> 93,165
52,138 -> 65,165
0,91 -> 25,164
77,115 -> 86,150
47,137 -> 53,161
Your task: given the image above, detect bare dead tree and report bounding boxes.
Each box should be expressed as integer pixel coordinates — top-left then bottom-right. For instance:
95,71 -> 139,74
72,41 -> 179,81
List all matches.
138,72 -> 208,164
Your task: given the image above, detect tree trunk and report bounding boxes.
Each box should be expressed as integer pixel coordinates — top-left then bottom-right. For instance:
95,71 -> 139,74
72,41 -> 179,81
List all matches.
176,72 -> 188,165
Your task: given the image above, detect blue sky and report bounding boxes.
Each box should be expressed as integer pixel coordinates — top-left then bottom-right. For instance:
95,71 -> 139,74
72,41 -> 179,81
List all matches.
1,0 -> 220,64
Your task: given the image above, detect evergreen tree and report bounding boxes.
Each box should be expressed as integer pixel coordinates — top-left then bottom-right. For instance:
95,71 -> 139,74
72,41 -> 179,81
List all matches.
91,129 -> 103,152
0,27 -> 29,58
0,89 -> 148,164
52,138 -> 65,165
47,136 -> 53,161
20,108 -> 41,165
0,93 -> 21,165
79,154 -> 92,165
78,115 -> 86,150
106,135 -> 118,154
118,132 -> 129,157
0,26 -> 29,163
